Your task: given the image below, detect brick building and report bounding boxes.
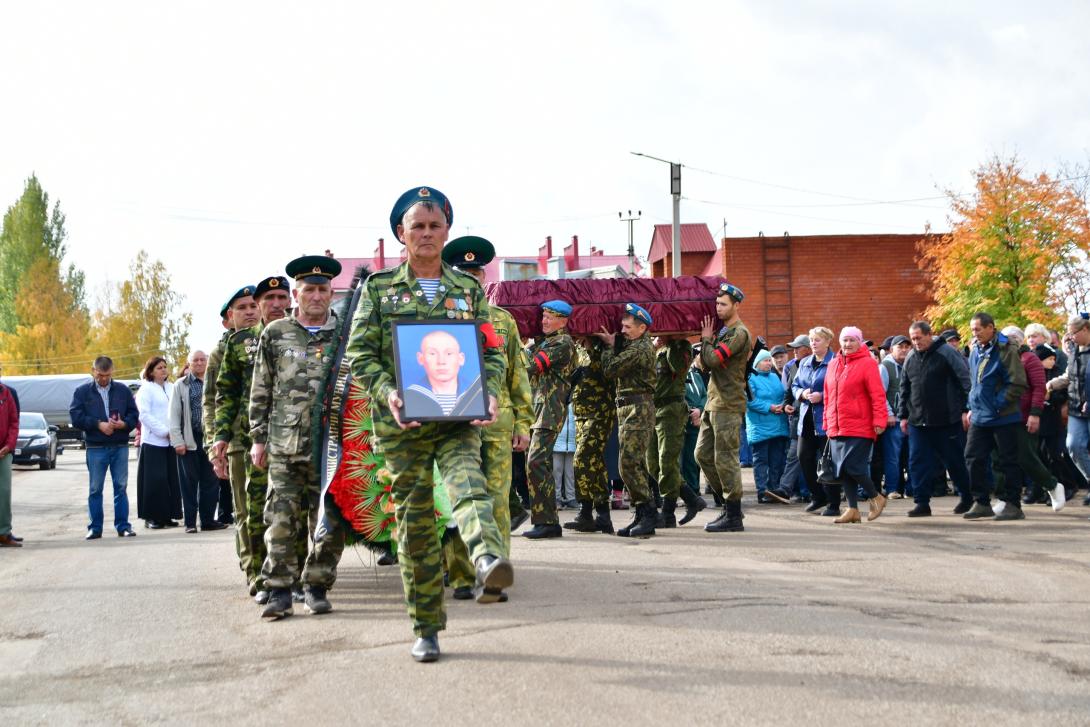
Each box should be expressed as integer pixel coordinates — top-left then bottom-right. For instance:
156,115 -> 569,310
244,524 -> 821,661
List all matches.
649,230 -> 939,346
646,224 -> 721,277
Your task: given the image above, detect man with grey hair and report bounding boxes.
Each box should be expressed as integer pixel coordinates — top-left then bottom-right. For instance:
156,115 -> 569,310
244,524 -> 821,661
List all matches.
994,326 -> 1065,511
170,350 -> 226,532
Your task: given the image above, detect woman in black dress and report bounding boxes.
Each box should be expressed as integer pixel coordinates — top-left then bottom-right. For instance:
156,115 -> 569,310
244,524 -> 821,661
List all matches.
136,356 -> 182,529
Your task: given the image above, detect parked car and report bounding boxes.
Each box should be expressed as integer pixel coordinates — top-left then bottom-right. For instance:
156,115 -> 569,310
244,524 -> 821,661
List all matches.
13,411 -> 61,470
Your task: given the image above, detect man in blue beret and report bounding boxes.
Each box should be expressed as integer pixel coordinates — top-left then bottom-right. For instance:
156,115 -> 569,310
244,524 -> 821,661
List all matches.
211,274 -> 292,603
696,282 -> 752,533
202,285 -> 261,534
593,303 -> 659,537
523,300 -> 577,540
346,186 -> 513,662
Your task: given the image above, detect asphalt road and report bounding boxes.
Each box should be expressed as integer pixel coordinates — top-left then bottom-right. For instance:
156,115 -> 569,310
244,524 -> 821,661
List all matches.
2,448 -> 1089,726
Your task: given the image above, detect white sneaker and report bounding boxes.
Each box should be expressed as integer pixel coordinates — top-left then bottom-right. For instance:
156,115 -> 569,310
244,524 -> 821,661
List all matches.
992,500 -> 1007,515
1049,484 -> 1066,513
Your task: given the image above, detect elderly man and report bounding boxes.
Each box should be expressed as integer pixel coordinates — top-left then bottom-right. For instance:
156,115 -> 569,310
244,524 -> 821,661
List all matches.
695,283 -> 753,532
169,350 -> 225,533
70,356 -> 140,539
346,186 -> 511,663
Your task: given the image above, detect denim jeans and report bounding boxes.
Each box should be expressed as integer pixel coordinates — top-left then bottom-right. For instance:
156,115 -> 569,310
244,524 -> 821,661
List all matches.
778,433 -> 810,498
907,424 -> 971,506
881,425 -> 911,495
739,422 -> 753,466
86,445 -> 131,533
179,446 -> 220,528
752,437 -> 787,497
1065,414 -> 1090,481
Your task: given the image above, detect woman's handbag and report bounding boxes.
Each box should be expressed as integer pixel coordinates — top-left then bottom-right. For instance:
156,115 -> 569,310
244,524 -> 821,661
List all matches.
817,440 -> 843,486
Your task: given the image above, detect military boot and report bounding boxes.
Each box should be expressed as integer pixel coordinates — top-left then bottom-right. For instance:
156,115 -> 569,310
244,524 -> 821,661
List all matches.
678,486 -> 707,525
564,501 -> 597,532
593,502 -> 614,534
303,586 -> 332,615
261,588 -> 293,620
704,505 -> 730,531
624,502 -> 657,538
705,499 -> 744,533
615,507 -> 642,537
660,498 -> 678,528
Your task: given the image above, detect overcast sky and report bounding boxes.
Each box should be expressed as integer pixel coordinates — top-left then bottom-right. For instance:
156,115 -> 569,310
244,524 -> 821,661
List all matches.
2,1 -> 1087,352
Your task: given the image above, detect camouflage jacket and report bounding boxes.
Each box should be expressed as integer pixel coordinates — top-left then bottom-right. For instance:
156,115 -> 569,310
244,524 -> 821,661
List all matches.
492,305 -> 534,438
602,333 -> 655,399
654,339 -> 693,404
213,322 -> 264,449
526,329 -> 575,430
249,311 -> 340,458
699,319 -> 752,414
572,338 -> 615,418
346,261 -> 506,440
202,330 -> 234,450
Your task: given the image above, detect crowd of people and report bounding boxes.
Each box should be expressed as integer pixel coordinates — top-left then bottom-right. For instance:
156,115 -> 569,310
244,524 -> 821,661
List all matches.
3,184 -> 1086,663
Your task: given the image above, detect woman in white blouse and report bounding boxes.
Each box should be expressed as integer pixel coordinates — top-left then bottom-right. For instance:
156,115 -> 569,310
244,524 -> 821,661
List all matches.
135,356 -> 182,529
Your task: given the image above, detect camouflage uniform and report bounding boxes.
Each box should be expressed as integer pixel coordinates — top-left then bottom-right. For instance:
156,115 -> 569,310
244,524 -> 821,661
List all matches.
602,333 -> 656,505
214,323 -> 290,591
646,340 -> 692,500
249,311 -> 345,591
572,339 -> 615,505
525,329 -> 576,525
444,304 -> 533,589
695,321 -> 752,501
203,331 -> 248,569
346,261 -> 507,638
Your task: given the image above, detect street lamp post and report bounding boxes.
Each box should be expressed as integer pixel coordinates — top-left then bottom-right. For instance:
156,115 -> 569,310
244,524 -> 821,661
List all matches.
619,210 -> 642,275
631,152 -> 682,277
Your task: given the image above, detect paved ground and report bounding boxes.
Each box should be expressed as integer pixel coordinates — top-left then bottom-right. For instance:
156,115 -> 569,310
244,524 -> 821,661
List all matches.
1,448 -> 1089,726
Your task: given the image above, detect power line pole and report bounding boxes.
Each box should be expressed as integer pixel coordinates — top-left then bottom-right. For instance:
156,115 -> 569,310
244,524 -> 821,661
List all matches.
619,210 -> 642,275
630,152 -> 683,277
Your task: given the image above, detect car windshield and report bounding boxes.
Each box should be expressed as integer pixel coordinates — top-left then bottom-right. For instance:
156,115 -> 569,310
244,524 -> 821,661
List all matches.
19,413 -> 47,430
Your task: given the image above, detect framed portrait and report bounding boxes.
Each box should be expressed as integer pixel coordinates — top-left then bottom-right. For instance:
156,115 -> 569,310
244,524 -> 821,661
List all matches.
391,320 -> 490,423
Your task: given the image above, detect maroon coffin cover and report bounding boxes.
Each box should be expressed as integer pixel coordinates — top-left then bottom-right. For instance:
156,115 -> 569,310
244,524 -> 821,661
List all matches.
485,276 -> 725,338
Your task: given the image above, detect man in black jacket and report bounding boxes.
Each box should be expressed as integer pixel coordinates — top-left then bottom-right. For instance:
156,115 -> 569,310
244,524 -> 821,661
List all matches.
69,356 -> 140,539
897,322 -> 973,517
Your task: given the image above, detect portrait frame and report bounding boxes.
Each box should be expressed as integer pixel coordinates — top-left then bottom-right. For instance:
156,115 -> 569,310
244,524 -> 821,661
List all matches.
391,320 -> 489,423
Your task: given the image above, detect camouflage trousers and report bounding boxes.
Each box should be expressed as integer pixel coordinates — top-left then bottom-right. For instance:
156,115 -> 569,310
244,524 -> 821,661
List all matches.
243,457 -> 270,590
574,409 -> 614,504
378,422 -> 506,638
228,451 -> 250,580
444,410 -> 515,590
617,400 -> 653,506
260,455 -> 339,590
646,401 -> 687,500
695,410 -> 743,501
526,427 -> 560,525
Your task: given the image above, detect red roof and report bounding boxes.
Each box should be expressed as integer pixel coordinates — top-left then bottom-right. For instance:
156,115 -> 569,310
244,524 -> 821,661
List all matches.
647,223 -> 717,263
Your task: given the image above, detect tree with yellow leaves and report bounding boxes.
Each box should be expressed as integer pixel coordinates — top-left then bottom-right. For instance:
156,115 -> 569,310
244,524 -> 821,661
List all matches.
88,250 -> 192,379
920,155 -> 1090,331
0,257 -> 90,374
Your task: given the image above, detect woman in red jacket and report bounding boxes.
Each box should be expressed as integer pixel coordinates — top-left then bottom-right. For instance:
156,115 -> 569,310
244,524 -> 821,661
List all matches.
823,327 -> 889,523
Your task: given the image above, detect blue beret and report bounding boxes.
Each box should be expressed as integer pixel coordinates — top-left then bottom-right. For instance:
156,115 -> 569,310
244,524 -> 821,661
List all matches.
541,300 -> 572,317
624,302 -> 652,327
390,186 -> 453,241
718,282 -> 744,302
225,285 -> 256,311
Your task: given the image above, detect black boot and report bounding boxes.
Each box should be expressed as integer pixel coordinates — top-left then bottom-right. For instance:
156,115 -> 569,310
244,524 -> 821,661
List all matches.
563,501 -> 596,531
593,501 -> 614,534
616,506 -> 642,537
660,498 -> 677,528
805,487 -> 828,513
704,505 -> 730,530
649,477 -> 663,509
622,502 -> 657,538
820,484 -> 842,516
678,486 -> 707,525
705,499 -> 744,532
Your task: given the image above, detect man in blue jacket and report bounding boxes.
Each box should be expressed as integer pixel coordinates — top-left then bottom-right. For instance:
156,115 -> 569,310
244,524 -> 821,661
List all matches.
962,313 -> 1028,521
69,356 -> 140,539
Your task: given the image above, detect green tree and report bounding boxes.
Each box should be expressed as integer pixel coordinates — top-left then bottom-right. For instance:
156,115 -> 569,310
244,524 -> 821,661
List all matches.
0,174 -> 86,333
88,250 -> 192,379
919,155 -> 1090,331
0,257 -> 90,374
